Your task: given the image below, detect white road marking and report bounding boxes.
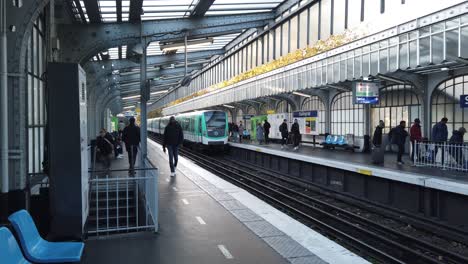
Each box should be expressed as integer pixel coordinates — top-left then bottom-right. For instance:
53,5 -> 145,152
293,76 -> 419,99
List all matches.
181,199 -> 189,205
195,216 -> 206,225
217,245 -> 234,259
172,186 -> 178,191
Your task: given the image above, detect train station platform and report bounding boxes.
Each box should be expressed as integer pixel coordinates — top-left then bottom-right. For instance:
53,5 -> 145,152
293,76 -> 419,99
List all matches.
229,141 -> 468,196
82,140 -> 369,263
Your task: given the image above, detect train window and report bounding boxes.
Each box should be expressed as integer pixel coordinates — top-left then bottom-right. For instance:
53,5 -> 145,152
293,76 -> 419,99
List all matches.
204,112 -> 226,137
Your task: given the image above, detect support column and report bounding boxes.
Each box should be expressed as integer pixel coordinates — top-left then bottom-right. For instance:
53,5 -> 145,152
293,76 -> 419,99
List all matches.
140,36 -> 147,171
0,0 -> 10,220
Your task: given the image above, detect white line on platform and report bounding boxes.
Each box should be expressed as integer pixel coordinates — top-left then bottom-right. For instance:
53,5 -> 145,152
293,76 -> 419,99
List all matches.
182,199 -> 189,205
217,245 -> 233,259
172,186 -> 178,191
195,216 -> 206,225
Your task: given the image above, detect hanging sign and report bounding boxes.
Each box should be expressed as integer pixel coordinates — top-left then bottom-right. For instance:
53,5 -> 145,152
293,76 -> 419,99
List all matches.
461,95 -> 468,108
293,111 -> 318,118
243,115 -> 254,120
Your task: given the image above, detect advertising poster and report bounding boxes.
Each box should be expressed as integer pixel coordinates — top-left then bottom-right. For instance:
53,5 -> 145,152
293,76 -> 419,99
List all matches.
293,111 -> 319,135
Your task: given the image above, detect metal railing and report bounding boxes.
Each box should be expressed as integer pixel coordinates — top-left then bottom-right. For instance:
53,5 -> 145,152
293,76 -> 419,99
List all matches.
414,141 -> 468,172
87,147 -> 159,235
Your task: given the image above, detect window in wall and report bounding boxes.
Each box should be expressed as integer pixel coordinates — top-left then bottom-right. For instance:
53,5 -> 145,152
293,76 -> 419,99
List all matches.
309,3 -> 319,44
269,31 -> 275,61
246,45 -> 252,71
290,15 -> 299,51
275,26 -> 282,59
252,41 -> 257,69
257,38 -> 263,66
320,0 -> 331,40
431,75 -> 468,140
282,21 -> 290,55
347,0 -> 361,29
276,101 -> 293,113
301,96 -> 326,133
363,0 -> 380,23
27,14 -> 47,177
334,0 -> 346,35
371,85 -> 421,134
331,92 -> 365,136
299,10 -> 308,49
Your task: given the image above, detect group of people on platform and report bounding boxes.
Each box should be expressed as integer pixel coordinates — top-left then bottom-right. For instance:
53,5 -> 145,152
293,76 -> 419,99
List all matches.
95,117 -> 141,175
372,117 -> 466,166
95,116 -> 183,178
229,118 -> 302,150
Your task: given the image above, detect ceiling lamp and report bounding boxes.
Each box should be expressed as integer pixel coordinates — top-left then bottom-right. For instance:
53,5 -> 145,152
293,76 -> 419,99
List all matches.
160,38 -> 214,53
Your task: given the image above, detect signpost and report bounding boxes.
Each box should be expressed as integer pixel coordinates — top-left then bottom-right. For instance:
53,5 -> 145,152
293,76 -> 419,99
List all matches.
461,95 -> 468,108
293,111 -> 319,135
353,81 -> 380,104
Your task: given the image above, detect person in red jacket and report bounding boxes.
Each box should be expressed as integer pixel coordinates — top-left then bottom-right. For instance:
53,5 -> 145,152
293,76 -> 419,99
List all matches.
410,118 -> 422,163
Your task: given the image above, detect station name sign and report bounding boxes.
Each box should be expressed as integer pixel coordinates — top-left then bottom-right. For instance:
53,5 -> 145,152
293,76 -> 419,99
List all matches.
243,115 -> 254,119
461,95 -> 468,108
293,111 -> 318,118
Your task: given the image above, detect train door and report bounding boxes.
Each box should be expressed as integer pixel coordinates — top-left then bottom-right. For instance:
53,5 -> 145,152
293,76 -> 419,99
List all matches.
198,116 -> 203,144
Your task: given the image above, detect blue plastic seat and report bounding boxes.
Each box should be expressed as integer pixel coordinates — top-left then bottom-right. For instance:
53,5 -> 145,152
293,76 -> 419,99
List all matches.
337,136 -> 345,145
325,135 -> 332,144
8,210 -> 84,263
0,227 -> 30,264
331,135 -> 339,144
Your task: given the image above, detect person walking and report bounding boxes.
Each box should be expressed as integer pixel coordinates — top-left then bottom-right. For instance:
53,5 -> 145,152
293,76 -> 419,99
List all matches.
232,122 -> 239,142
372,120 -> 385,147
122,117 -> 141,175
291,119 -> 301,151
279,119 -> 288,149
256,122 -> 264,145
448,127 -> 466,167
410,118 -> 422,163
431,117 -> 448,164
238,121 -> 244,143
118,120 -> 125,138
96,128 -> 114,171
263,119 -> 271,144
163,116 -> 184,177
389,120 -> 409,165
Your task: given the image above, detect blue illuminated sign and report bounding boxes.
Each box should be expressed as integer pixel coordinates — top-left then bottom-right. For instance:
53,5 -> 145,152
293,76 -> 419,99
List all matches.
461,95 -> 468,108
293,111 -> 318,118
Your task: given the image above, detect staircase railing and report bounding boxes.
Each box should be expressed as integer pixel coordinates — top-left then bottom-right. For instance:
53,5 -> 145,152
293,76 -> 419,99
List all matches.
87,147 -> 159,236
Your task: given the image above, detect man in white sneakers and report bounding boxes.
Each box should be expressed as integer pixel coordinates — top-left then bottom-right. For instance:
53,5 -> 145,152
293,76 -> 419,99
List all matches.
163,116 -> 184,177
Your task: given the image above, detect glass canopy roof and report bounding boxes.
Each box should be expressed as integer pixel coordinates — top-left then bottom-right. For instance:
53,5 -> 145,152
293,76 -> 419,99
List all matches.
71,0 -> 285,23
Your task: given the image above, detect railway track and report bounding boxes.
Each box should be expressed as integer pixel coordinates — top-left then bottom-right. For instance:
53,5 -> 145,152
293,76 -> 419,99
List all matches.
149,135 -> 468,264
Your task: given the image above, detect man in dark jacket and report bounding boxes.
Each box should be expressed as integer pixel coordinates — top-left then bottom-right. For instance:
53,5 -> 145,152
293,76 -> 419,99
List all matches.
388,120 -> 408,165
291,119 -> 301,151
122,117 -> 141,175
263,120 -> 271,144
431,117 -> 448,164
410,118 -> 422,162
372,120 -> 385,147
448,127 -> 466,167
163,116 -> 184,177
279,119 -> 288,149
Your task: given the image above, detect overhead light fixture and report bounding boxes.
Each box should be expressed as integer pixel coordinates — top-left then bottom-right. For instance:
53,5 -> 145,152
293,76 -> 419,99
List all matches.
123,106 -> 135,109
375,74 -> 407,85
122,95 -> 140,100
293,91 -> 311,98
222,104 -> 235,109
150,90 -> 168,95
440,67 -> 449,71
160,37 -> 214,53
326,84 -> 349,91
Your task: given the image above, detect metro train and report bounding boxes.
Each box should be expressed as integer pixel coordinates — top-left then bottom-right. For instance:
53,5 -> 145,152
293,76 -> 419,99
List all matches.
148,110 -> 229,148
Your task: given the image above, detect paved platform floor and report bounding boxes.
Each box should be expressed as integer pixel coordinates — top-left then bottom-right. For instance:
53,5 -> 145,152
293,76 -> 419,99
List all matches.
81,145 -> 290,264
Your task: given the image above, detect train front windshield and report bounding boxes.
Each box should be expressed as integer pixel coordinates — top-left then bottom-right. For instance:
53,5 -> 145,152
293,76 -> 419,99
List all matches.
204,112 -> 226,137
